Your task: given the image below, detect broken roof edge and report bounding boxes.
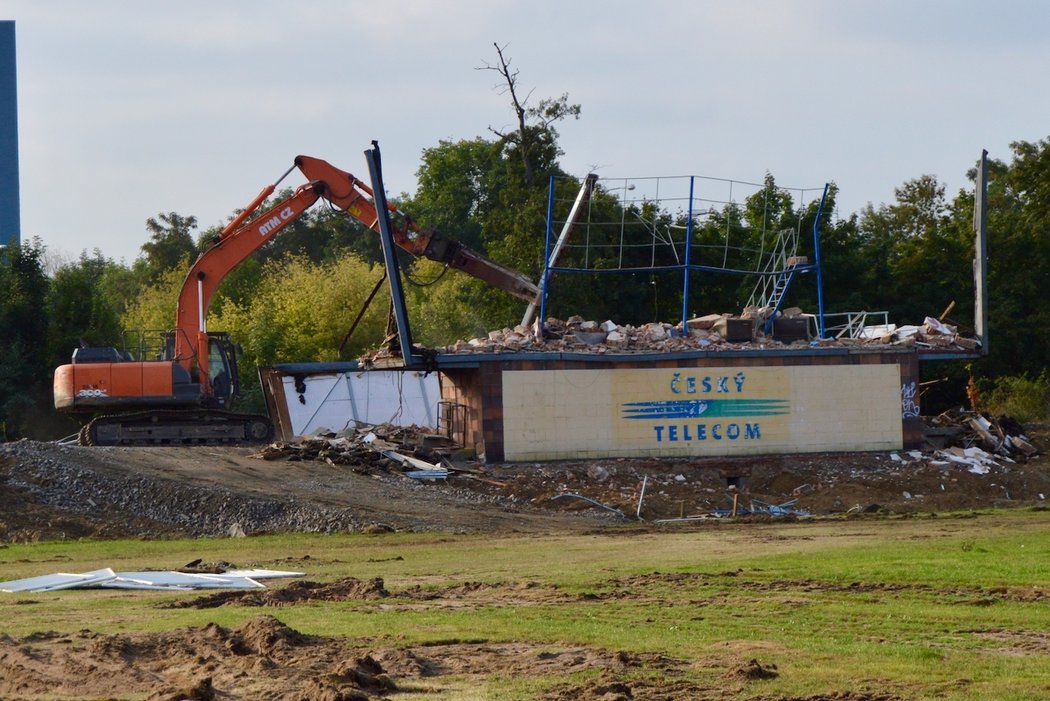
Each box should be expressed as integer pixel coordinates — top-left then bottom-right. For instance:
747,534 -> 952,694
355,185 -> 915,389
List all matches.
268,361 -> 362,374
263,345 -> 981,376
915,349 -> 983,362
430,345 -> 927,368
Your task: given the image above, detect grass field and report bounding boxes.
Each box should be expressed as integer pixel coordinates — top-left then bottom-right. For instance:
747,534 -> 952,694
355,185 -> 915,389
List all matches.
2,510 -> 1049,700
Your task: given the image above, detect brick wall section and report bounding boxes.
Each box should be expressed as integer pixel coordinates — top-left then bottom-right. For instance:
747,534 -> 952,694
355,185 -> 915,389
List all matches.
438,368 -> 483,455
898,353 -> 923,446
441,350 -> 923,463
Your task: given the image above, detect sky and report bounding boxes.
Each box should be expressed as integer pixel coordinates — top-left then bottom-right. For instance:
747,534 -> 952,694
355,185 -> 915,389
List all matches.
4,0 -> 1050,264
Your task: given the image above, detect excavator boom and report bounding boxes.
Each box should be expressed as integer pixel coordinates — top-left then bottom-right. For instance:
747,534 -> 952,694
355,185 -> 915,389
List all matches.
55,152 -> 541,446
294,156 -> 539,302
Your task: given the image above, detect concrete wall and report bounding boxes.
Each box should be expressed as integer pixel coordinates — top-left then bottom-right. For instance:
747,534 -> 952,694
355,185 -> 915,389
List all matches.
440,350 -> 921,462
501,364 -> 901,460
260,365 -> 440,440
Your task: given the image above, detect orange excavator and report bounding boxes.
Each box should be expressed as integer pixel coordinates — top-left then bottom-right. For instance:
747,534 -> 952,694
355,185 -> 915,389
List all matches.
54,154 -> 540,445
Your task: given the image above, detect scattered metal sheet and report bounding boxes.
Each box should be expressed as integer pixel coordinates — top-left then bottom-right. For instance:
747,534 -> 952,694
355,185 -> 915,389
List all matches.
405,469 -> 450,480
1,567 -> 304,593
749,498 -> 811,517
0,568 -> 117,593
223,568 -> 306,579
110,571 -> 266,589
550,492 -> 627,518
381,450 -> 444,471
708,495 -> 811,519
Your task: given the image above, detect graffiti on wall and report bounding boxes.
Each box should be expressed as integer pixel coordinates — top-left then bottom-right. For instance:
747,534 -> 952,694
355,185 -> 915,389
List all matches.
900,381 -> 920,418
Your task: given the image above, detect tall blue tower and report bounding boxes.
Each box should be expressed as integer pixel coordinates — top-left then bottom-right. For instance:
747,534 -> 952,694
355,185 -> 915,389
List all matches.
0,21 -> 20,247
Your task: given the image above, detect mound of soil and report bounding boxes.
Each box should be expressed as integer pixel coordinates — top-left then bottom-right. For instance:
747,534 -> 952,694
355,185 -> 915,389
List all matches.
165,577 -> 391,609
0,616 -> 399,700
0,618 -> 752,701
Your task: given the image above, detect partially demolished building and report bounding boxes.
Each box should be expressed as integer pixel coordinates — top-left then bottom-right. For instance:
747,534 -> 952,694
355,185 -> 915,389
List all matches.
261,155 -> 989,463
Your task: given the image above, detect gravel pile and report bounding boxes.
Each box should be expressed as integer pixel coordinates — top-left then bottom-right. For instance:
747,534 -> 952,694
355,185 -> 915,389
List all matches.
1,440 -> 363,537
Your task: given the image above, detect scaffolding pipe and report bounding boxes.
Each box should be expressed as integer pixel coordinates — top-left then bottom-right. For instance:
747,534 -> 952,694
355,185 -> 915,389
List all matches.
813,183 -> 830,338
525,174 -> 598,328
537,177 -> 558,330
681,176 -> 696,330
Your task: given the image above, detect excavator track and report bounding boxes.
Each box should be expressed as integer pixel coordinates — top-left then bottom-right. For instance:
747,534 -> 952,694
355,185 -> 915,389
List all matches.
79,409 -> 274,447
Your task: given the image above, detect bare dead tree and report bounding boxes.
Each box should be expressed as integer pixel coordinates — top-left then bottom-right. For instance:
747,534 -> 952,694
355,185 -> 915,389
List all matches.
477,42 -> 580,188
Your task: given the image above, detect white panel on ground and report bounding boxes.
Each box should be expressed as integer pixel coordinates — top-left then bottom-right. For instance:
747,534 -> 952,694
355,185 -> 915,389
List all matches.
282,370 -> 439,436
111,571 -> 266,589
1,569 -> 304,593
0,568 -> 116,592
223,569 -> 307,579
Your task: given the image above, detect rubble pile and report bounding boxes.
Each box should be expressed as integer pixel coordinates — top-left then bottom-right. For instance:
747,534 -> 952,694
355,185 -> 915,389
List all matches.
433,310 -> 981,356
924,409 -> 1039,461
251,435 -> 381,468
249,413 -> 1043,521
252,424 -> 466,482
2,418 -> 1048,543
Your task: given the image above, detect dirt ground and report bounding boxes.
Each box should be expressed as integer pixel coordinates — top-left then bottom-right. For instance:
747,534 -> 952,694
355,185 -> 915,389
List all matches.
1,425 -> 1048,699
2,423 -> 1048,542
6,571 -> 1034,699
0,608 -> 909,701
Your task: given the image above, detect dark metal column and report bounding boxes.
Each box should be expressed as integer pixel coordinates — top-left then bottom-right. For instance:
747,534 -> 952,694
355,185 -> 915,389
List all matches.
364,141 -> 418,366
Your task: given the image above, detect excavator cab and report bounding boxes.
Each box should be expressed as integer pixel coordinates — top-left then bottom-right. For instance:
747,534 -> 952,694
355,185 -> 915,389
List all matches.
205,333 -> 239,406
159,330 -> 240,407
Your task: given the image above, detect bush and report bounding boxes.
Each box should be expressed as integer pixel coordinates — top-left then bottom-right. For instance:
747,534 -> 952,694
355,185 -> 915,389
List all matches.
984,372 -> 1050,423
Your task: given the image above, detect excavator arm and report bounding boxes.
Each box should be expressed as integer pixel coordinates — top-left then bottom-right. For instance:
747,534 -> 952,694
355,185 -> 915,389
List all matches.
56,152 -> 542,445
294,156 -> 539,302
174,155 -> 541,388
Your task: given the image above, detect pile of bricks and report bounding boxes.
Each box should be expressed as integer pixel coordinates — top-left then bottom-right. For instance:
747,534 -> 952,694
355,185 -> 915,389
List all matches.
436,312 -> 981,355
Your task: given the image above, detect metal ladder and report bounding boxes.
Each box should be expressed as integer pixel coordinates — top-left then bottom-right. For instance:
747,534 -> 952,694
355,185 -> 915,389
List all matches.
747,227 -> 801,311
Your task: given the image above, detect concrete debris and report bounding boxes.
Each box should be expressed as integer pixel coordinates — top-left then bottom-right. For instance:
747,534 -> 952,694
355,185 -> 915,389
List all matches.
433,311 -> 981,356
924,410 -> 1038,460
251,424 -> 467,483
587,464 -> 611,482
936,446 -> 1003,475
875,411 -> 1042,477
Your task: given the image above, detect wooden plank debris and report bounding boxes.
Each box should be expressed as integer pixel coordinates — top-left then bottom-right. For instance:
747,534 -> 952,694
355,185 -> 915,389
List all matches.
249,423 -> 480,484
924,409 -> 1037,461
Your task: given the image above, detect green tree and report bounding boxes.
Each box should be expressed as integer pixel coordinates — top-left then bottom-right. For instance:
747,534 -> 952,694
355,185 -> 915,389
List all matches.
405,259 -> 493,345
134,212 -> 198,283
122,265 -> 187,332
890,176 -> 972,324
975,138 -> 1050,377
47,250 -> 124,371
0,239 -> 53,438
408,138 -> 499,253
212,253 -> 389,408
849,175 -> 963,324
386,47 -> 591,332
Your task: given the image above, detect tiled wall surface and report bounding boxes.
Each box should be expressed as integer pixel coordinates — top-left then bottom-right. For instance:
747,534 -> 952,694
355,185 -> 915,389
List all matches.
440,352 -> 921,462
501,364 -> 903,460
